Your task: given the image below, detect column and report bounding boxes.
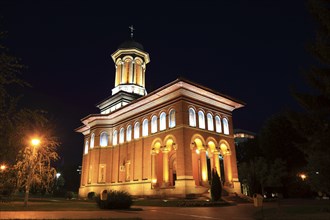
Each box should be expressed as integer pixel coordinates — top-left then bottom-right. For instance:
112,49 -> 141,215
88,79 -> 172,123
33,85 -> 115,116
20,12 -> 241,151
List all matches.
151,152 -> 157,185
213,152 -> 221,181
224,154 -> 233,183
200,150 -> 208,183
162,150 -> 169,187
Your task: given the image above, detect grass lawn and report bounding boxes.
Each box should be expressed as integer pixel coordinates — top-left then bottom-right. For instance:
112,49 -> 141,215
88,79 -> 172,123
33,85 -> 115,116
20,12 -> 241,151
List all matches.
0,198 -> 100,211
0,197 -> 231,211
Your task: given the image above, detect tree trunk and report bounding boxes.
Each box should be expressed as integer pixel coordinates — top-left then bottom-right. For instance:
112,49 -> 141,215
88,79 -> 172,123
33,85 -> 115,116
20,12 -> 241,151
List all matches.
24,184 -> 30,207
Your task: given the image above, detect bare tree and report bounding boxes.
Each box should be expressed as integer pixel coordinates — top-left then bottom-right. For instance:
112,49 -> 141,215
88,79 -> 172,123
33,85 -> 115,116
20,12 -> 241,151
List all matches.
14,127 -> 59,207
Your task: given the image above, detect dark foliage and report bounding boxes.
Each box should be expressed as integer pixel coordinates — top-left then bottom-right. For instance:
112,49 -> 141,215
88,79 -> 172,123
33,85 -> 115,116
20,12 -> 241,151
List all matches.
289,0 -> 330,194
211,169 -> 222,201
96,190 -> 133,209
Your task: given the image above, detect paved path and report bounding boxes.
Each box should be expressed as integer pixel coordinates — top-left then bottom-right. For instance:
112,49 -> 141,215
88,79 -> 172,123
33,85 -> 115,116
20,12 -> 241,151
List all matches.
0,203 -> 258,220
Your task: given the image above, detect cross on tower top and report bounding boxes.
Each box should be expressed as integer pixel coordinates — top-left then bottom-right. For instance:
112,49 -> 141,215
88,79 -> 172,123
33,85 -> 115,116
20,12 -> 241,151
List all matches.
129,25 -> 135,39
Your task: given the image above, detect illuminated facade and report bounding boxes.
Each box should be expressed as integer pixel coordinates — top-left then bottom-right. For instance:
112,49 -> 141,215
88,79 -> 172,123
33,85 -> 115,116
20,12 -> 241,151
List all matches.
76,39 -> 245,198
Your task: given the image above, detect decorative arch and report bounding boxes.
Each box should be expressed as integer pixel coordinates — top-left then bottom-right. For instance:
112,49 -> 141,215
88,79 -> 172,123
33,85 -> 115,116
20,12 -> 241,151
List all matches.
190,134 -> 206,150
151,139 -> 163,187
151,138 -> 163,154
163,135 -> 177,151
219,139 -> 231,155
191,135 -> 208,186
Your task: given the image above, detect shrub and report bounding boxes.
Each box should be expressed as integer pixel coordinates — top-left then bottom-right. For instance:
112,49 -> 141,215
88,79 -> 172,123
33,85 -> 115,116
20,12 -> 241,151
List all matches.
96,190 -> 132,209
211,169 -> 222,201
87,191 -> 96,200
66,191 -> 74,200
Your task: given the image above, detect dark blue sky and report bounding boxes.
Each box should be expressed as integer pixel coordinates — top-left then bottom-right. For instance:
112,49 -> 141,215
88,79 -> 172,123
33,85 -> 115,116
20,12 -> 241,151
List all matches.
1,0 -> 314,167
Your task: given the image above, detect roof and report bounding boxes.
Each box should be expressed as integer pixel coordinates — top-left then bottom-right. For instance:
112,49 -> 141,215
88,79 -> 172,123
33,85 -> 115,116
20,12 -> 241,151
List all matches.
118,39 -> 144,51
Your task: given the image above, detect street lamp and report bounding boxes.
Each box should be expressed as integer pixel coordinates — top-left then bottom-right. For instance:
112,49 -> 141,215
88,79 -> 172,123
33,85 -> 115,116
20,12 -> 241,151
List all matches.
56,173 -> 61,179
24,138 -> 41,207
31,138 -> 41,148
0,164 -> 7,171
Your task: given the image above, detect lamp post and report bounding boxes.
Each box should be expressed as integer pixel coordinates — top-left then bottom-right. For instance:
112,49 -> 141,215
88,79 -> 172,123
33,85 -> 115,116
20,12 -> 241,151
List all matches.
0,164 -> 7,172
24,138 -> 41,207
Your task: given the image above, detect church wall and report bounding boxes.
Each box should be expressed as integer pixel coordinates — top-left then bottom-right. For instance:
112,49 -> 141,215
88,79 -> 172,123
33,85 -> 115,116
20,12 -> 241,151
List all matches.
78,89 -> 242,197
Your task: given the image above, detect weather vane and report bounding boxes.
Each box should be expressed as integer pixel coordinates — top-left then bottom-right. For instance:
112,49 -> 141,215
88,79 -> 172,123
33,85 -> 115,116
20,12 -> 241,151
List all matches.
129,25 -> 135,39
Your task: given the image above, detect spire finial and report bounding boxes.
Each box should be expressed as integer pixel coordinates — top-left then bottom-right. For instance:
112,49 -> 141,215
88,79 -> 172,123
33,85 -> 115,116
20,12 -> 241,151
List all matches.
129,25 -> 135,39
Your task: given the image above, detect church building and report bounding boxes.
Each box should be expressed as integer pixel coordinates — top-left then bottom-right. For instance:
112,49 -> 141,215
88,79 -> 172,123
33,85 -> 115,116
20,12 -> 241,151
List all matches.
76,35 -> 245,198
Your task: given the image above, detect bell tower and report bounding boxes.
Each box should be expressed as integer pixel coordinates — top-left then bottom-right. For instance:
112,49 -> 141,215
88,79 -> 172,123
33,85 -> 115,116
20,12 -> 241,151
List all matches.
97,26 -> 150,114
111,26 -> 150,96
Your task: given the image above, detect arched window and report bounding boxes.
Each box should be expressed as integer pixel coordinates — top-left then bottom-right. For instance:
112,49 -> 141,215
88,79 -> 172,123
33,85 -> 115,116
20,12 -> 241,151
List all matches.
90,133 -> 95,149
142,119 -> 148,137
215,116 -> 222,133
100,132 -> 108,147
207,113 -> 214,131
169,109 -> 176,128
198,111 -> 205,129
223,118 -> 229,135
126,125 -> 132,142
151,115 -> 157,133
113,130 -> 118,146
134,122 -> 140,139
160,112 -> 166,131
119,128 -> 124,144
84,140 -> 89,155
189,108 -> 196,127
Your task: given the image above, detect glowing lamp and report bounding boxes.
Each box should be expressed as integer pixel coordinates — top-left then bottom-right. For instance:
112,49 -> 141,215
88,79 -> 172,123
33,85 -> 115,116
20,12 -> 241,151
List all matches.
0,164 -> 6,171
31,138 -> 41,146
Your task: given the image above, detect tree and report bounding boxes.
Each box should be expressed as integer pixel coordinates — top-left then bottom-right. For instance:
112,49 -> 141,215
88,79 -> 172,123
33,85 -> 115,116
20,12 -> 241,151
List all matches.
14,121 -> 59,207
290,0 -> 330,194
210,168 -> 222,201
0,28 -> 27,164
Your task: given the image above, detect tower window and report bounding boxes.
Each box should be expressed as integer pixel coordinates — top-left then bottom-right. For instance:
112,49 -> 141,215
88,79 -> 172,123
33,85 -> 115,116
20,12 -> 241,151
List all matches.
127,125 -> 132,142
160,112 -> 166,131
198,111 -> 205,129
100,132 -> 108,147
151,115 -> 158,133
207,113 -> 214,131
189,108 -> 196,127
134,122 -> 140,139
169,109 -> 176,128
142,119 -> 148,137
223,118 -> 229,135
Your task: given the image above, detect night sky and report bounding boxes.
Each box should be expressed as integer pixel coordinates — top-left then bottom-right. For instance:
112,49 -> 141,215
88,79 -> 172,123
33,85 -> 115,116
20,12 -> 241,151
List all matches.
1,0 -> 314,186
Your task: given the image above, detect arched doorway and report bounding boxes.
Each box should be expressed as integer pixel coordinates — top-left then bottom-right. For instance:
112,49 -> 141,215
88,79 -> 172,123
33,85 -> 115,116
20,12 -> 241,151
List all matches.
191,137 -> 208,186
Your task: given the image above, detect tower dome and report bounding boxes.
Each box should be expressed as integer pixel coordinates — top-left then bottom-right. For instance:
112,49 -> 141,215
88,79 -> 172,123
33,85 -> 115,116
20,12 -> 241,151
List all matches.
118,39 -> 144,51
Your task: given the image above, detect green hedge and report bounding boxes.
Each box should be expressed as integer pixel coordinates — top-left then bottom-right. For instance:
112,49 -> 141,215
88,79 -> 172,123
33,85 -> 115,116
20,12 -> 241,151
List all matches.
96,190 -> 132,209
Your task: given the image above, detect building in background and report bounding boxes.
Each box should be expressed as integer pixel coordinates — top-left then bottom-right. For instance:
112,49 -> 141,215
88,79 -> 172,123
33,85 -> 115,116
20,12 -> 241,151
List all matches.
234,129 -> 256,145
75,38 -> 245,198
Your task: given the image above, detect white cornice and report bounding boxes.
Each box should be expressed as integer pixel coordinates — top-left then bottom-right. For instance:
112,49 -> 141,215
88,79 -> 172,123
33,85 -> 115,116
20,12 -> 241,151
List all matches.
77,80 -> 245,132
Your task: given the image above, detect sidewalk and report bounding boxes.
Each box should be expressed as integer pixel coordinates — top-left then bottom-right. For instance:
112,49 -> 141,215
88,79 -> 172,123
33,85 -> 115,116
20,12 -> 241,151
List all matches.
0,204 -> 257,220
